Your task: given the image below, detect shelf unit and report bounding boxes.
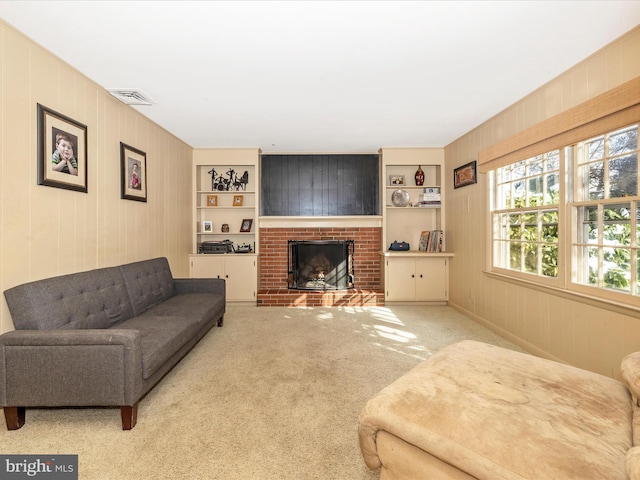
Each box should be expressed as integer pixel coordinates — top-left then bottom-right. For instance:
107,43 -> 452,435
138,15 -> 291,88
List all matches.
190,149 -> 260,303
380,148 -> 453,304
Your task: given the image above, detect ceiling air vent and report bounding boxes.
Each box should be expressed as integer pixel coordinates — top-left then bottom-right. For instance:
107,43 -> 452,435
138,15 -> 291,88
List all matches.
107,89 -> 154,106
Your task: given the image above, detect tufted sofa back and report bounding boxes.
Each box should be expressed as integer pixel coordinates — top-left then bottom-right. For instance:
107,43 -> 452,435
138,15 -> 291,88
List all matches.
4,266 -> 134,330
4,258 -> 178,331
119,257 -> 176,316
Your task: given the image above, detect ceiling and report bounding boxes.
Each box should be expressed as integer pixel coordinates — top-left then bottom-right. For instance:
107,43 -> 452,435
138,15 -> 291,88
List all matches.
1,1 -> 639,153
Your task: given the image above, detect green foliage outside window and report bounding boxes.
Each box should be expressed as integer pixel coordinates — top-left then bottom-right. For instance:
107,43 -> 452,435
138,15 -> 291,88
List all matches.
492,123 -> 640,297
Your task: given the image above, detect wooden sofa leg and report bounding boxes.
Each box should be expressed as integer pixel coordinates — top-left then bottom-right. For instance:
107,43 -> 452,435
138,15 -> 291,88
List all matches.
217,315 -> 224,327
121,403 -> 138,430
4,406 -> 26,430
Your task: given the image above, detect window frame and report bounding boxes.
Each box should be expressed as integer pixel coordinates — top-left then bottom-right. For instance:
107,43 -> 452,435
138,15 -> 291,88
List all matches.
489,149 -> 566,289
489,123 -> 640,309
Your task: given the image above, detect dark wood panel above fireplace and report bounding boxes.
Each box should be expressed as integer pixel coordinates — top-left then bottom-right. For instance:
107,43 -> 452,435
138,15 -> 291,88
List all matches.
261,154 -> 380,216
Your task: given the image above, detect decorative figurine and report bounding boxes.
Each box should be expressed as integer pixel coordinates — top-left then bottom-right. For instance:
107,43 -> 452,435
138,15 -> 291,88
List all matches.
415,165 -> 425,186
208,168 -> 249,191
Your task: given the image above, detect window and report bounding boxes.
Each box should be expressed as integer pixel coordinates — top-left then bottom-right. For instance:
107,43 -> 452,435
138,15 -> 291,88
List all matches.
573,124 -> 639,294
492,150 -> 561,281
491,123 -> 640,304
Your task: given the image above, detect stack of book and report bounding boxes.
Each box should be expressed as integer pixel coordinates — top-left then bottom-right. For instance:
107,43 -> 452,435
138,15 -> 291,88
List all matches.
419,230 -> 444,252
415,187 -> 441,207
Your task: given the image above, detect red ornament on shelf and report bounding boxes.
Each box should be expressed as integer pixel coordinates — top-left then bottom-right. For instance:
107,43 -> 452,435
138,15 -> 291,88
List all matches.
415,165 -> 425,186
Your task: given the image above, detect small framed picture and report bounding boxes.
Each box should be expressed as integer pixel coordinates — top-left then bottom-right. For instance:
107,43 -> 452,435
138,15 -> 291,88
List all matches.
206,195 -> 218,206
454,160 -> 477,189
240,218 -> 253,232
233,195 -> 244,206
389,175 -> 405,186
37,103 -> 88,192
120,142 -> 147,202
202,221 -> 213,233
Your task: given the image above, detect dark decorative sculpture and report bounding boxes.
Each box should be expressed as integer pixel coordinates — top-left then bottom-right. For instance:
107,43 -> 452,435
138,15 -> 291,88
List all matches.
208,167 -> 249,191
415,165 -> 425,186
233,170 -> 249,191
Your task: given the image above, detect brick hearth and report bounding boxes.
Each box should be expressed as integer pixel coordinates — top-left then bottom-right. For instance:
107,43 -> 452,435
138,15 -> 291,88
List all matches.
257,227 -> 384,306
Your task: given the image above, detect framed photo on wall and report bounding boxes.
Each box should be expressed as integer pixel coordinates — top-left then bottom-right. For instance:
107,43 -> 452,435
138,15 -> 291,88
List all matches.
120,142 -> 147,202
453,160 -> 477,189
37,103 -> 88,192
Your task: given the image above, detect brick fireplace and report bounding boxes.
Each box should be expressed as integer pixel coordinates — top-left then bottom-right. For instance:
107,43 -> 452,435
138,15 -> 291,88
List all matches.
257,227 -> 384,306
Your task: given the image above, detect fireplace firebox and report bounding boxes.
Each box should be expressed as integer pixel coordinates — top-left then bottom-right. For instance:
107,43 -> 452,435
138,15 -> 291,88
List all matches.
288,240 -> 354,290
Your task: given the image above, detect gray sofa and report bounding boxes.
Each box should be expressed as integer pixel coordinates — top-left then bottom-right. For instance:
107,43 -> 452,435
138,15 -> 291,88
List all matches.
0,257 -> 225,430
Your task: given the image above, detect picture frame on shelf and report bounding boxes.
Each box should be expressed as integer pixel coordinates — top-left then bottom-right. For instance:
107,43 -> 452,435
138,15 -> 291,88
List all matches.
233,195 -> 244,206
240,218 -> 253,232
202,220 -> 213,233
389,174 -> 405,186
37,103 -> 88,193
454,160 -> 477,189
120,142 -> 147,202
206,195 -> 218,206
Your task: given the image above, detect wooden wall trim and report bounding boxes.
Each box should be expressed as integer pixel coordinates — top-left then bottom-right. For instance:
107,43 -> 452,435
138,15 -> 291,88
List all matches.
478,76 -> 640,172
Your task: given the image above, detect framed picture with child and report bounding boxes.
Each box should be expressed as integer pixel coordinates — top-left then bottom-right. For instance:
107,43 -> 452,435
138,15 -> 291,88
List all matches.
37,103 -> 88,192
120,142 -> 147,202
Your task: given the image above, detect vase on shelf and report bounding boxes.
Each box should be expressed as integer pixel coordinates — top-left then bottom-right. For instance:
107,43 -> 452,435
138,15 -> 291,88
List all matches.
415,166 -> 425,186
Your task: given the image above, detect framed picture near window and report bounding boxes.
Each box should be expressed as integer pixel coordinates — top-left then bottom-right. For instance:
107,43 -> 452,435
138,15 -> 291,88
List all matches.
37,103 -> 88,192
454,161 -> 477,189
206,195 -> 218,206
120,143 -> 147,202
240,218 -> 253,232
233,195 -> 244,206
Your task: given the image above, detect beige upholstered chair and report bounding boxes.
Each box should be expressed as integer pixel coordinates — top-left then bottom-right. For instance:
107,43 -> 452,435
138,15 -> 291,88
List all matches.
359,340 -> 639,479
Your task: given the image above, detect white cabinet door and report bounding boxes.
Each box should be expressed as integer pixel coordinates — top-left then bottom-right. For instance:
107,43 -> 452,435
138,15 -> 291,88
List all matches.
415,257 -> 447,301
190,255 -> 256,301
190,255 -> 225,278
224,255 -> 257,301
385,255 -> 448,302
386,256 -> 417,301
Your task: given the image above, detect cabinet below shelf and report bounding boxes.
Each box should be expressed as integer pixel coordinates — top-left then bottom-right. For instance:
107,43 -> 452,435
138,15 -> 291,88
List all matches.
383,253 -> 453,303
189,253 -> 257,302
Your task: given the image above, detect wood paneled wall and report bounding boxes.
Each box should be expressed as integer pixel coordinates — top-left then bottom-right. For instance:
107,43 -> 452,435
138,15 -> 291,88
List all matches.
0,20 -> 193,333
444,25 -> 640,379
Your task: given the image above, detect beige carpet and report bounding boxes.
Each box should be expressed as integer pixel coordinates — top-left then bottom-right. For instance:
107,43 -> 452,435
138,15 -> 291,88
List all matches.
1,305 -> 525,479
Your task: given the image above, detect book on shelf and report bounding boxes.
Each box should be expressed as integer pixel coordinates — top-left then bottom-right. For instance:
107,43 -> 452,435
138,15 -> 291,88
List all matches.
418,230 -> 444,252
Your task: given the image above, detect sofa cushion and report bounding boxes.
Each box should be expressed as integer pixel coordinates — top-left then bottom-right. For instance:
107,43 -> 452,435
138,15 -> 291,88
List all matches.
116,315 -> 202,379
622,352 -> 640,400
621,352 -> 640,447
139,292 -> 224,322
3,266 -> 133,330
119,257 -> 176,316
628,447 -> 640,480
359,340 -> 633,480
114,292 -> 223,379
